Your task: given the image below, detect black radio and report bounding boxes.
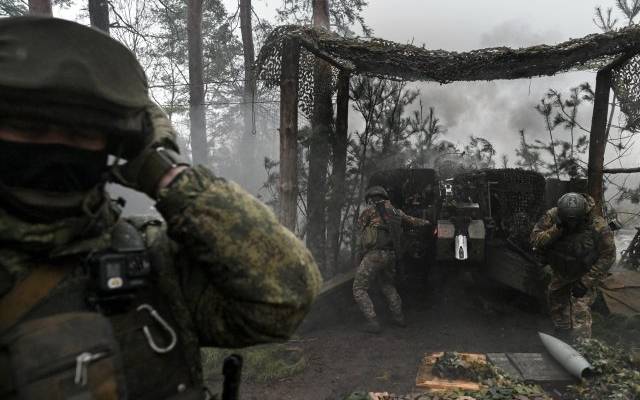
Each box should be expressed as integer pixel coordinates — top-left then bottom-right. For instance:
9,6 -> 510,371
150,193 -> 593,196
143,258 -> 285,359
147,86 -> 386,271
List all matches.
89,252 -> 151,294
86,220 -> 153,309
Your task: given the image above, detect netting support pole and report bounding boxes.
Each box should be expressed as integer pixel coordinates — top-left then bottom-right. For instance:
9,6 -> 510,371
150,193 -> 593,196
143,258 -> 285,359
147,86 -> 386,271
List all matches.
279,37 -> 300,231
327,70 -> 350,273
587,68 -> 612,217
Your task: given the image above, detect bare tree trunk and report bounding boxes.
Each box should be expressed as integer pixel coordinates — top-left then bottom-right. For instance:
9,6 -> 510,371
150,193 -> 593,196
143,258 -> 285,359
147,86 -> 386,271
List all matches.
326,71 -> 349,275
29,0 -> 51,15
239,0 -> 256,186
587,68 -> 612,216
279,38 -> 300,231
89,0 -> 110,34
187,0 -> 208,166
307,0 -> 332,274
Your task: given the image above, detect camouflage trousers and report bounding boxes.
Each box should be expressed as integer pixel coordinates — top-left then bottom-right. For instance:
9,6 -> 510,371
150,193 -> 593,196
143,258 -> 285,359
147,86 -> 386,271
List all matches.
352,249 -> 403,323
548,275 -> 597,339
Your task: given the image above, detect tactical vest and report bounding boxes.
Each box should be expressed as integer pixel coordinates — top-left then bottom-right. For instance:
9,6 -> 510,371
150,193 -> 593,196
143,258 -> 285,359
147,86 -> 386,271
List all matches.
0,219 -> 207,400
361,224 -> 393,251
361,203 -> 402,253
547,226 -> 599,280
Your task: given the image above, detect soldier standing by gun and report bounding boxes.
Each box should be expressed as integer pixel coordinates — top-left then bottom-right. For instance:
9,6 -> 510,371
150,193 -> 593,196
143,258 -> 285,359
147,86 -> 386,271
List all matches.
352,186 -> 430,333
530,192 -> 616,341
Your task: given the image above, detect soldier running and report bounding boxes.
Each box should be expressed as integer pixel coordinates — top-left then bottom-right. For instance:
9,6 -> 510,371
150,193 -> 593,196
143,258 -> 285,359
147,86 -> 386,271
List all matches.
353,186 -> 430,333
530,192 -> 616,341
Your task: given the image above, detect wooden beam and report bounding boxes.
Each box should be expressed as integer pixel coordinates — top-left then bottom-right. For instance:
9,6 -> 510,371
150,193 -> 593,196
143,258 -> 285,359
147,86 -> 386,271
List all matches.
587,68 -> 612,216
326,70 -> 350,274
279,38 -> 300,231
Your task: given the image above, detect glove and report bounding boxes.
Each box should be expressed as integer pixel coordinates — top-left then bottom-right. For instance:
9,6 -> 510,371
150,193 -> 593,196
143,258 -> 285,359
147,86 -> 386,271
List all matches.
552,213 -> 564,232
571,280 -> 589,298
111,103 -> 190,198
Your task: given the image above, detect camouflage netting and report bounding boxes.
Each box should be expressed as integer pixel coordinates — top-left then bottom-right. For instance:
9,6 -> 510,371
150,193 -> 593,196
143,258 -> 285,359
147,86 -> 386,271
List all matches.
453,169 -> 546,246
257,24 -> 640,123
612,54 -> 640,131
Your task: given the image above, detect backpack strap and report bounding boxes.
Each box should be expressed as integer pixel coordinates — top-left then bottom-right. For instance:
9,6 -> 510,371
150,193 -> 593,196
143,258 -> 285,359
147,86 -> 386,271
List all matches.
0,265 -> 68,333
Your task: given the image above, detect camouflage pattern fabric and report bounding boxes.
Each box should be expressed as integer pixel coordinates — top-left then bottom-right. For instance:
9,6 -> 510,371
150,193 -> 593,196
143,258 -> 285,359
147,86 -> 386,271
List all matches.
0,165 -> 322,382
358,199 -> 429,236
530,194 -> 615,339
352,249 -> 402,322
156,166 -> 322,347
548,275 -> 598,338
358,199 -> 429,252
353,201 -> 428,323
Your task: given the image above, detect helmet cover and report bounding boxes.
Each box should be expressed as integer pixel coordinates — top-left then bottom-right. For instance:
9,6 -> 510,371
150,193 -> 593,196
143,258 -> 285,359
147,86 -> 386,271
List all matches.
365,186 -> 389,201
0,16 -> 152,157
557,192 -> 588,225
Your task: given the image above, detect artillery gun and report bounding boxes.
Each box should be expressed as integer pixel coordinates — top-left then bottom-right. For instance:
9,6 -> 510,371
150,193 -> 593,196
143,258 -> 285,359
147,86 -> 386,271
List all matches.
367,167 -> 557,300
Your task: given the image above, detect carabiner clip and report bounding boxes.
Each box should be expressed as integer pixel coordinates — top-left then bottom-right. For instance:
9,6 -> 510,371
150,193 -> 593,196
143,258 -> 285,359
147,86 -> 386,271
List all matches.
137,303 -> 178,354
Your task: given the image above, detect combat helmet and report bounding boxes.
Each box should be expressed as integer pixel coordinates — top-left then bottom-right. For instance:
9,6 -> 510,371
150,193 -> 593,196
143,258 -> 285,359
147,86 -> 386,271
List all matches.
0,16 -> 152,158
365,186 -> 389,201
557,192 -> 588,227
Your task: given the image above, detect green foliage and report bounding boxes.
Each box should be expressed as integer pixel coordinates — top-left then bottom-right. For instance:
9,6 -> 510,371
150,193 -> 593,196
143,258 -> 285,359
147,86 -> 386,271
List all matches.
515,129 -> 543,172
432,352 -> 494,381
516,84 -> 593,179
276,0 -> 371,36
348,354 -> 551,400
201,343 -> 307,383
565,338 -> 640,400
0,0 -> 27,16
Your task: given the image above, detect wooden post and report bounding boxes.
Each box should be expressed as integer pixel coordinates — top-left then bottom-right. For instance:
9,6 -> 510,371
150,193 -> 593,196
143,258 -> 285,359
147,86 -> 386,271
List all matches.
326,70 -> 350,274
187,0 -> 208,166
587,68 -> 612,216
28,0 -> 51,15
279,38 -> 300,231
89,0 -> 110,33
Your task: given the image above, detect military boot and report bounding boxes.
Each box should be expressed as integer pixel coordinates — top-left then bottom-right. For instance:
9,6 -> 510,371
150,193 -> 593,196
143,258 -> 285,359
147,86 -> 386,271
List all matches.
363,319 -> 381,334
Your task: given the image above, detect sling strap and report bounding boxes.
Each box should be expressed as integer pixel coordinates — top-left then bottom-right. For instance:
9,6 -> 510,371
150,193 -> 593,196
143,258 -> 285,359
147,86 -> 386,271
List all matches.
0,265 -> 68,333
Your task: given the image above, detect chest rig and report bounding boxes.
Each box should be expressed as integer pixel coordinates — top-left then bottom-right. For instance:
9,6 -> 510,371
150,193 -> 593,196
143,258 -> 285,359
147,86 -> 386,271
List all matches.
547,225 -> 599,280
0,219 -> 205,400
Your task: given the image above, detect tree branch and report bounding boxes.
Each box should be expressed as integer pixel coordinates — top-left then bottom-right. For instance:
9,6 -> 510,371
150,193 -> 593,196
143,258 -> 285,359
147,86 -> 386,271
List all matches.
604,166 -> 640,173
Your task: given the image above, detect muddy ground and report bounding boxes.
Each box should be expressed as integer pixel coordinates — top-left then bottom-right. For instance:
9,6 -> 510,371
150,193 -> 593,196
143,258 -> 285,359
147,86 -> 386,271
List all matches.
228,267 -> 555,400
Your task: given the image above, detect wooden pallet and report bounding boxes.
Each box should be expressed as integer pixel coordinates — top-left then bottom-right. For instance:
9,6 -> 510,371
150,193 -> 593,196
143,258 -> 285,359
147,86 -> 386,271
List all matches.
415,352 -> 485,392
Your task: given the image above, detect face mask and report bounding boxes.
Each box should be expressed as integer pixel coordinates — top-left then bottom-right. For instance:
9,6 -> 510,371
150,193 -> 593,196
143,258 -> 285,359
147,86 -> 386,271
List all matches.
0,139 -> 108,192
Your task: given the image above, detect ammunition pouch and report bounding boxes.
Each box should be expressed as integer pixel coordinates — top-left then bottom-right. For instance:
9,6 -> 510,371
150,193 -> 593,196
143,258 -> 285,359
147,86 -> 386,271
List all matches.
362,225 -> 394,251
0,312 -> 127,400
547,228 -> 598,279
0,219 -> 205,400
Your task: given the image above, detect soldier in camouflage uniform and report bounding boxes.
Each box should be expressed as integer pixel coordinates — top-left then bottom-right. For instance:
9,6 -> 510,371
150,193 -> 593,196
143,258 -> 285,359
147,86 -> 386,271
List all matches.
530,192 -> 616,341
0,17 -> 321,399
353,186 -> 430,333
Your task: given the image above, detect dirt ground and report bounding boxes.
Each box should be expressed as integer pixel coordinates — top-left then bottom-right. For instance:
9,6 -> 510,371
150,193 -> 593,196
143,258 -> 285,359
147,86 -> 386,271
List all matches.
233,268 -> 555,400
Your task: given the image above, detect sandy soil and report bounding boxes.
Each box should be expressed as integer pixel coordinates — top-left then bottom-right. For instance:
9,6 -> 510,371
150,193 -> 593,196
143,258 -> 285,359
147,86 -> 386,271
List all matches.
236,269 -> 555,400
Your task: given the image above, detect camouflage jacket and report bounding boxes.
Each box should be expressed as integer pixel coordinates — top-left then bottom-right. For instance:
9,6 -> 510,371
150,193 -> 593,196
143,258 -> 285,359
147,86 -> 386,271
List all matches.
530,195 -> 615,287
358,200 -> 429,252
0,166 -> 322,384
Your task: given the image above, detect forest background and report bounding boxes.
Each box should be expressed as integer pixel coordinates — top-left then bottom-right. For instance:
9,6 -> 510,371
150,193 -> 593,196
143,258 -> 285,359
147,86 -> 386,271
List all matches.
5,0 -> 640,278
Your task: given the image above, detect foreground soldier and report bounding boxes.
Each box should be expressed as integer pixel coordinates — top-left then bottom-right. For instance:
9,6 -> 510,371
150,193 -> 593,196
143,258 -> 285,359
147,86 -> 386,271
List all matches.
0,17 -> 321,399
353,186 -> 430,333
530,192 -> 615,341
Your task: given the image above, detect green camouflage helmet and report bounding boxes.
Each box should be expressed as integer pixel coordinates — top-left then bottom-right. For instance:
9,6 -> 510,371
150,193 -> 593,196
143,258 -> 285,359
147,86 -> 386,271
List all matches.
0,17 -> 152,157
365,186 -> 389,201
557,192 -> 588,224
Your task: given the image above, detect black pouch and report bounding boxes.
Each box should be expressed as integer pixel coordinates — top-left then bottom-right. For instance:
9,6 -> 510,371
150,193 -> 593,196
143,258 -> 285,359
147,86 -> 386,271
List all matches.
1,312 -> 127,400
